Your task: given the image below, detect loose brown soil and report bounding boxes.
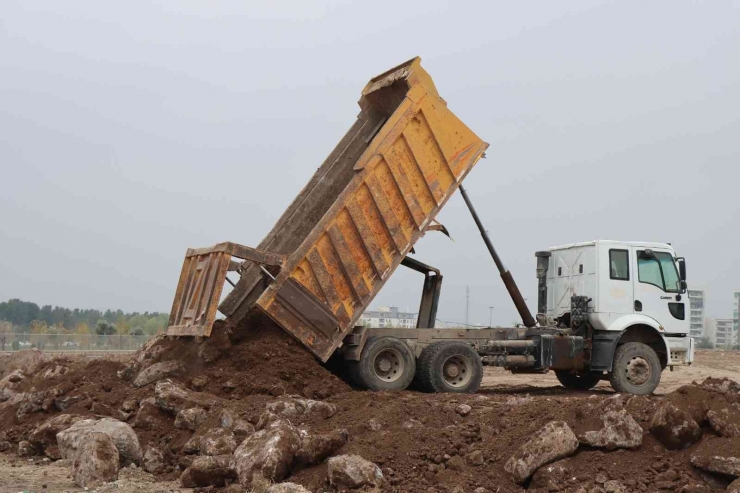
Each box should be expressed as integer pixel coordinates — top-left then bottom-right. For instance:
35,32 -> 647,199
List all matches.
1,321 -> 739,493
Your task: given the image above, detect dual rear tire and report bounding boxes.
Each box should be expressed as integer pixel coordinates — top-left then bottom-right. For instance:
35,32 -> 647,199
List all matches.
347,337 -> 483,393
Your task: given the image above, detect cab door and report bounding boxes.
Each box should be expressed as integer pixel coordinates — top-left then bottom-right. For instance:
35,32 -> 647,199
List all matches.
630,247 -> 688,335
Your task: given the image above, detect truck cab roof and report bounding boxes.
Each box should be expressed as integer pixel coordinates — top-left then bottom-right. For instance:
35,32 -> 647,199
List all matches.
547,239 -> 675,253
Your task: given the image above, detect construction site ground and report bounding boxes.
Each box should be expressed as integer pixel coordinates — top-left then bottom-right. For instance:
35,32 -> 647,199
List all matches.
0,322 -> 738,493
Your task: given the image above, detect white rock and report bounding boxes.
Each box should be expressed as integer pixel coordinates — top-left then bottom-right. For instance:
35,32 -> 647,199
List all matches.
57,418 -> 142,466
327,454 -> 385,489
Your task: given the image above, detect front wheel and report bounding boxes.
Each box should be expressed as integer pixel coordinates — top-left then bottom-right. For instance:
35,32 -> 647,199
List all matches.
348,337 -> 416,391
555,370 -> 602,391
608,342 -> 661,395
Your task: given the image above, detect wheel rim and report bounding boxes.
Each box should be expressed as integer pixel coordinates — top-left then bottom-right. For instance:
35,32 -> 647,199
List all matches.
625,356 -> 651,386
442,355 -> 473,387
373,348 -> 405,383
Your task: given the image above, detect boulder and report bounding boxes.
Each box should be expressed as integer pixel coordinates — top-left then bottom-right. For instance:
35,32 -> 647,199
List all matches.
530,459 -> 571,491
0,369 -> 26,392
30,414 -> 86,459
174,406 -> 207,431
7,349 -> 46,375
133,360 -> 183,388
57,417 -> 143,466
295,428 -> 348,466
258,396 -> 337,429
143,446 -> 164,473
191,375 -> 209,391
707,403 -> 740,438
54,394 -> 84,412
183,435 -> 202,454
579,409 -> 643,450
700,377 -> 740,395
116,361 -> 140,382
650,401 -> 703,450
71,432 -> 120,488
727,478 -> 740,493
180,455 -> 237,488
43,364 -> 68,379
200,428 -> 237,456
327,454 -> 385,489
233,419 -> 256,440
132,397 -> 169,430
690,437 -> 740,477
466,450 -> 485,466
234,420 -> 301,485
504,421 -> 579,484
267,483 -> 311,493
220,408 -> 237,429
155,379 -> 220,414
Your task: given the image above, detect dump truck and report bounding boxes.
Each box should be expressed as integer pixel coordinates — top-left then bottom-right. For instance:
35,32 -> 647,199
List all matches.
168,57 -> 694,395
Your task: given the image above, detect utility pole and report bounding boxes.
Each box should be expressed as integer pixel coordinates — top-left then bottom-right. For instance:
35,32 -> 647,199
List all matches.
465,286 -> 470,326
489,306 -> 494,327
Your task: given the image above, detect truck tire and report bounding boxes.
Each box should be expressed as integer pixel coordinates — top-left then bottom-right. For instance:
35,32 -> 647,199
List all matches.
349,337 -> 415,391
416,341 -> 483,393
608,342 -> 661,395
555,370 -> 602,391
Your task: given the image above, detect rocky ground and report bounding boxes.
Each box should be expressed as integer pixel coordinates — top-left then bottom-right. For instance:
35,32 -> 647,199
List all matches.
0,320 -> 738,493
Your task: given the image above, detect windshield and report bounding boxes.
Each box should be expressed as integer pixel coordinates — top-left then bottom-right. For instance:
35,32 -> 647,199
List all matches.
637,251 -> 680,293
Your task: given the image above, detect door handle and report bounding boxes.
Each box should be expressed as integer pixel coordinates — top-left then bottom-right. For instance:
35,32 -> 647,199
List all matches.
634,300 -> 642,312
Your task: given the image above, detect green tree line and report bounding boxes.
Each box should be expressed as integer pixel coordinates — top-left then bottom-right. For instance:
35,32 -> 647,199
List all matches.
0,298 -> 168,336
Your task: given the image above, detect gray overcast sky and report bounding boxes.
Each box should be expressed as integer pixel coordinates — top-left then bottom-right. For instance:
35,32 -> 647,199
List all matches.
1,1 -> 738,326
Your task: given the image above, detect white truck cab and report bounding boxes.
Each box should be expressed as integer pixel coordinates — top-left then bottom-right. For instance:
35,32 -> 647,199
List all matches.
538,240 -> 693,393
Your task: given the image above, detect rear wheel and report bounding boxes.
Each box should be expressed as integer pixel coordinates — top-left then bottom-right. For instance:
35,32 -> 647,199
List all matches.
608,342 -> 661,395
349,337 -> 416,391
416,341 -> 483,393
555,370 -> 602,390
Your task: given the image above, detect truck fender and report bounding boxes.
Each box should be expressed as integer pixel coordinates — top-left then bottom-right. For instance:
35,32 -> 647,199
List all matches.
591,315 -> 668,372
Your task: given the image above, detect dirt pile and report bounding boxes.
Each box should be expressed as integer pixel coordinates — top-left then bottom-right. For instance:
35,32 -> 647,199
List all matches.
0,320 -> 739,492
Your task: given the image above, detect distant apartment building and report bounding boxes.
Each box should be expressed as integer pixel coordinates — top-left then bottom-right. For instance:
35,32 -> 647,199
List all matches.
359,306 -> 417,329
734,292 -> 740,335
688,289 -> 705,339
715,318 -> 737,348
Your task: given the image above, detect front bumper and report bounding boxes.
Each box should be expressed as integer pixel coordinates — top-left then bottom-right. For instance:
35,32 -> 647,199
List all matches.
665,336 -> 694,365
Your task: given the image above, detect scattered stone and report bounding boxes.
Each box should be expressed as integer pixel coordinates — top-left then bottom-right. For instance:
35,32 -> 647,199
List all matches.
120,399 -> 138,413
133,360 -> 184,388
18,440 -> 37,457
174,406 -> 207,431
295,428 -> 348,466
143,446 -> 164,473
530,460 -> 570,490
707,403 -> 740,438
504,421 -> 579,484
132,397 -> 169,430
43,364 -> 68,379
700,377 -> 740,395
183,435 -> 201,455
180,454 -> 237,487
72,432 -> 120,488
727,478 -> 740,493
200,428 -> 237,456
455,404 -> 472,417
234,420 -> 301,485
690,437 -> 740,477
57,417 -> 143,466
220,408 -> 237,429
650,401 -> 703,450
116,361 -> 140,382
0,440 -> 12,452
155,379 -> 220,414
446,455 -> 464,471
258,396 -> 338,429
595,472 -> 608,484
191,375 -> 209,391
604,480 -> 625,493
54,395 -> 84,412
327,454 -> 385,489
267,482 -> 311,493
233,419 -> 256,440
366,418 -> 382,431
466,450 -> 484,466
579,409 -> 643,450
402,419 -> 423,429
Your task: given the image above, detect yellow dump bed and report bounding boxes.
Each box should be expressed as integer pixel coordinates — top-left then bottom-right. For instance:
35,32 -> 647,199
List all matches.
168,57 -> 488,362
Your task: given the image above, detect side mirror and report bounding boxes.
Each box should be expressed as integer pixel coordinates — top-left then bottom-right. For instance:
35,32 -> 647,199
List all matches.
677,257 -> 686,281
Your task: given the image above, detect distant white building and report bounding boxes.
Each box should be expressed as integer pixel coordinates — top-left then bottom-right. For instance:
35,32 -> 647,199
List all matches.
715,318 -> 737,349
359,306 -> 417,329
734,292 -> 739,339
688,289 -> 705,339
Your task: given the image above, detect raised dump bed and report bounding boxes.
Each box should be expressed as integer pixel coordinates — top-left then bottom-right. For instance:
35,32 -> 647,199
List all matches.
168,57 -> 489,362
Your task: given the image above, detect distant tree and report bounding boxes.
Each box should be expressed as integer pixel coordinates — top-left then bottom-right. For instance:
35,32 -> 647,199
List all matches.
130,327 -> 145,336
695,337 -> 715,349
75,321 -> 90,335
95,320 -> 117,336
0,320 -> 10,351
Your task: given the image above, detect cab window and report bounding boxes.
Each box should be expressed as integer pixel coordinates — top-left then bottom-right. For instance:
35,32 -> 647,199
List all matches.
609,249 -> 629,280
637,251 -> 680,292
